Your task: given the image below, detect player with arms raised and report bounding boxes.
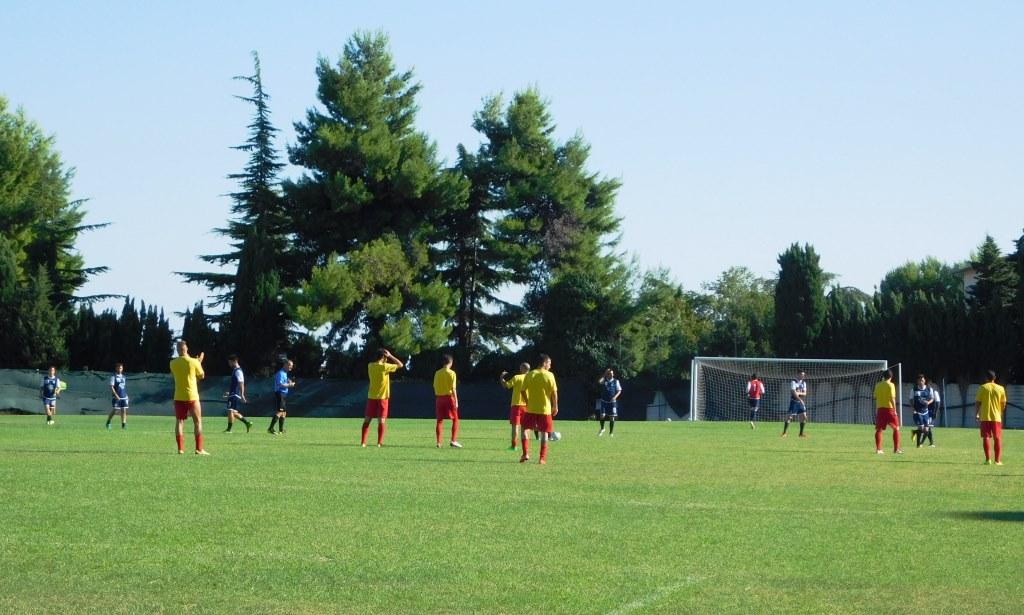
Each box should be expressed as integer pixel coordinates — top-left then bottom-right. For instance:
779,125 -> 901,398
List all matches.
363,348 -> 404,447
781,370 -> 808,438
746,372 -> 765,429
169,340 -> 209,455
500,363 -> 529,451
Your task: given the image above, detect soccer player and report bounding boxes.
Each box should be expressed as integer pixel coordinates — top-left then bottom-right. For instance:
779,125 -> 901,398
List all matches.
781,370 -> 808,438
909,374 -> 933,448
975,370 -> 1007,466
500,363 -> 529,450
363,348 -> 404,447
925,379 -> 941,446
873,369 -> 903,455
597,368 -> 622,436
224,355 -> 253,433
169,339 -> 209,455
106,363 -> 129,430
40,366 -> 61,425
521,354 -> 558,465
268,359 -> 295,435
433,354 -> 461,448
746,372 -> 765,429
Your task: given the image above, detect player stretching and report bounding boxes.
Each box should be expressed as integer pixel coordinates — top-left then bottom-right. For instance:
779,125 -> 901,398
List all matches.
909,374 -> 933,448
521,354 -> 558,465
781,370 -> 808,438
268,359 -> 295,435
224,355 -> 253,433
40,366 -> 61,425
500,363 -> 529,450
975,370 -> 1007,466
746,372 -> 765,429
433,354 -> 462,448
597,368 -> 622,436
169,340 -> 209,455
106,363 -> 129,430
873,369 -> 903,455
363,348 -> 403,447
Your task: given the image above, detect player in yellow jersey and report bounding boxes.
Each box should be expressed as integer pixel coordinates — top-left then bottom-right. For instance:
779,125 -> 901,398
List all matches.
872,369 -> 902,455
362,348 -> 404,447
500,362 -> 530,451
433,354 -> 461,448
169,340 -> 209,455
521,354 -> 557,465
975,370 -> 1007,465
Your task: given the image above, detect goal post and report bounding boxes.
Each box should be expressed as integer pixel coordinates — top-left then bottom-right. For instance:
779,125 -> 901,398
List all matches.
690,357 -> 891,424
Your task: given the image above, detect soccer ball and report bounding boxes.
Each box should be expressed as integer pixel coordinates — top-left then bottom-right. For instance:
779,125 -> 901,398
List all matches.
58,381 -> 68,392
666,417 -> 672,422
549,431 -> 561,442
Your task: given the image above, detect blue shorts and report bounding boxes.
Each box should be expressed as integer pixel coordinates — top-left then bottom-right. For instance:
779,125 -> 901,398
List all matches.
226,396 -> 242,412
913,412 -> 931,427
111,397 -> 128,409
788,399 -> 805,415
42,397 -> 57,407
748,398 -> 760,411
599,400 -> 617,417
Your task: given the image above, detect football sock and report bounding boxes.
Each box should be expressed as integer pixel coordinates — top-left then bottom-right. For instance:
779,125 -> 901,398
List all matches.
105,420 -> 111,427
609,418 -> 615,435
521,436 -> 529,457
599,419 -> 605,430
176,433 -> 184,452
799,421 -> 805,435
278,417 -> 285,432
983,438 -> 991,461
226,422 -> 233,432
361,422 -> 370,445
749,411 -> 756,422
269,417 -> 278,431
242,418 -> 251,426
451,418 -> 459,442
874,430 -> 883,450
195,432 -> 203,451
377,422 -> 385,445
893,430 -> 900,451
540,442 -> 548,461
435,420 -> 443,445
121,421 -> 126,429
994,437 -> 1002,463
926,431 -> 934,445
782,421 -> 789,434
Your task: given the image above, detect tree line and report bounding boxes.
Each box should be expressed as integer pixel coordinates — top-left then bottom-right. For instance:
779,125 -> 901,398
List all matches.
3,32 -> 1023,385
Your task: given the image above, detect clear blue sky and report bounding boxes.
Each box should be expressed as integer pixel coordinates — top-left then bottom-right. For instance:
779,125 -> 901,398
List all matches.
3,1 -> 1022,325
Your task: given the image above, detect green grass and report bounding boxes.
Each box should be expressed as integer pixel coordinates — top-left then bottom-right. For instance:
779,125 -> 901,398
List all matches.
0,415 -> 1021,614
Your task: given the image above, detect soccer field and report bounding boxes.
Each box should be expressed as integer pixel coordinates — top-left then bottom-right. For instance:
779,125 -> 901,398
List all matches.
1,416 -> 1020,614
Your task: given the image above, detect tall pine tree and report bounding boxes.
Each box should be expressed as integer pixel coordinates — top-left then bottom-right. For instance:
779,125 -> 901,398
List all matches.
773,243 -> 826,358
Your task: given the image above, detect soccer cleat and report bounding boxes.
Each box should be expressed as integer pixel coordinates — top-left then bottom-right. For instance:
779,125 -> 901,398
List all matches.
361,443 -> 367,448
609,433 -> 615,437
245,422 -> 252,433
799,434 -> 808,438
224,429 -> 233,433
876,450 -> 884,454
178,450 -> 185,455
894,449 -> 904,455
928,444 -> 936,448
780,433 -> 787,438
106,423 -> 112,431
597,428 -> 605,436
995,461 -> 1004,466
519,455 -> 529,463
539,459 -> 547,465
507,445 -> 517,451
450,441 -> 463,448
268,428 -> 276,435
750,421 -> 756,429
121,424 -> 127,430
376,443 -> 382,448
195,450 -> 210,456
983,460 -> 993,465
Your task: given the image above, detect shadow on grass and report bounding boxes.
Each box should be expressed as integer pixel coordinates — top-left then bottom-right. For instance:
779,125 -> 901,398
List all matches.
949,511 -> 1024,523
411,457 -> 515,465
7,449 -> 169,456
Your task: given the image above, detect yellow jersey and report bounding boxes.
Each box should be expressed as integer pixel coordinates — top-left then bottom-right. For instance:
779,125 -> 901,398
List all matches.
169,356 -> 204,402
504,374 -> 527,407
976,382 -> 1007,423
433,367 -> 457,396
873,380 -> 895,409
524,368 -> 557,415
368,362 -> 398,400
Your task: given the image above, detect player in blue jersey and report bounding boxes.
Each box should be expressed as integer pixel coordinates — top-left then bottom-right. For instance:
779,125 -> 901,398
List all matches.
781,370 -> 808,438
909,374 -> 934,448
40,366 -> 62,425
267,358 -> 295,435
224,355 -> 253,433
924,379 -> 941,447
105,363 -> 129,430
596,368 -> 622,436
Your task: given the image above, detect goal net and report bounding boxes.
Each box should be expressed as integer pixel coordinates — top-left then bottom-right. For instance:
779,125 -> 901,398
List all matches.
690,357 -> 891,424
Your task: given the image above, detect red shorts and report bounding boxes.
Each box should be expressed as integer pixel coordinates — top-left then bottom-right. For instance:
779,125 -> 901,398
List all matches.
435,395 -> 458,420
174,400 -> 199,421
365,398 -> 389,419
979,420 -> 1003,439
522,412 -> 553,433
509,405 -> 526,425
875,408 -> 898,430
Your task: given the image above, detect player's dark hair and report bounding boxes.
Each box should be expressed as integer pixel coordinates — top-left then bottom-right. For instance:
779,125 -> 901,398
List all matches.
440,353 -> 453,367
916,373 -> 925,381
115,362 -> 123,369
520,362 -> 530,371
227,354 -> 238,362
751,373 -> 758,380
538,353 -> 550,364
883,369 -> 892,380
987,370 -> 997,382
376,348 -> 388,360
277,357 -> 289,370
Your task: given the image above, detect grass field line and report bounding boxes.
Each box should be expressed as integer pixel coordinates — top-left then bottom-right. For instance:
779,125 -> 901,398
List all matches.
606,577 -> 702,614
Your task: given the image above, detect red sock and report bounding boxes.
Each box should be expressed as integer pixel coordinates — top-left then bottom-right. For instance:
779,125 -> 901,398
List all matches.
521,436 -> 529,457
361,423 -> 369,445
994,436 -> 1002,463
540,442 -> 548,461
435,420 -> 443,445
983,438 -> 991,461
195,432 -> 203,452
512,438 -> 517,448
377,422 -> 385,445
451,418 -> 459,442
893,430 -> 900,452
875,430 -> 882,450
176,433 -> 184,452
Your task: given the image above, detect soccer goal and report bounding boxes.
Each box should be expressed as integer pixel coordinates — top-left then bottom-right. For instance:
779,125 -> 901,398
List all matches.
690,357 -> 895,424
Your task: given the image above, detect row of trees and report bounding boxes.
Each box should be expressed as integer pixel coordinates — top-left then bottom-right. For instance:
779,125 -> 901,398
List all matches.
4,32 -> 1024,385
